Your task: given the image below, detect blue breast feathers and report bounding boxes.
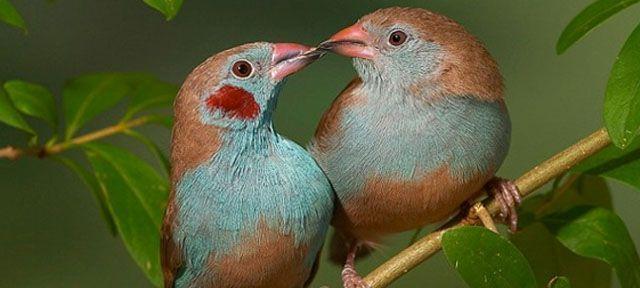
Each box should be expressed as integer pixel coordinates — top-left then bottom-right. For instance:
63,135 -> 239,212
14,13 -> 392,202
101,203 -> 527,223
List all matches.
173,129 -> 334,279
317,92 -> 511,201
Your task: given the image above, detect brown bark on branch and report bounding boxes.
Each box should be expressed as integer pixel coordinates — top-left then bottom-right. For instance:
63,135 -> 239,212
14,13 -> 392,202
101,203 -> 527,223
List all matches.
0,146 -> 22,160
363,128 -> 612,288
0,116 -> 155,160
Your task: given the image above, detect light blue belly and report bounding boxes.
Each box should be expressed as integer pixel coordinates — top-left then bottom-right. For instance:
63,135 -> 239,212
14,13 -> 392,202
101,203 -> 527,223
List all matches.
320,95 -> 510,201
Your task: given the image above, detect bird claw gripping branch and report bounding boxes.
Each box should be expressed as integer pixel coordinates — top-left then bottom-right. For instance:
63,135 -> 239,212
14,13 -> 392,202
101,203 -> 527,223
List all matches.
486,177 -> 522,233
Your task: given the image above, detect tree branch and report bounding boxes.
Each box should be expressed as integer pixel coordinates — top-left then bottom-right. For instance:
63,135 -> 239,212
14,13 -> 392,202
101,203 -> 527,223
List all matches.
0,146 -> 24,160
0,120 -> 614,286
0,115 -> 156,160
363,128 -> 612,288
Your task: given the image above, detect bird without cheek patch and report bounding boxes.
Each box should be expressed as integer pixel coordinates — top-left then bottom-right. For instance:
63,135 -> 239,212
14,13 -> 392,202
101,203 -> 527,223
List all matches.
206,85 -> 260,119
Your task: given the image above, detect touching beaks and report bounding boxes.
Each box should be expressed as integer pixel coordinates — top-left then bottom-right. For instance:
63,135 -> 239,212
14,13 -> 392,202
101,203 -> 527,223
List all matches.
270,43 -> 324,81
318,23 -> 376,59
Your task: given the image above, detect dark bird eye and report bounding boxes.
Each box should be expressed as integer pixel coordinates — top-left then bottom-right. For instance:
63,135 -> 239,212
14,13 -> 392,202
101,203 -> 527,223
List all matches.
232,60 -> 253,78
389,30 -> 407,46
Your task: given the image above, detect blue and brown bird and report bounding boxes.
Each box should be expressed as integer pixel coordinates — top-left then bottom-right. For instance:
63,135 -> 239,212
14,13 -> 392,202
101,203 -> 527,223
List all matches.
162,42 -> 334,288
308,7 -> 520,287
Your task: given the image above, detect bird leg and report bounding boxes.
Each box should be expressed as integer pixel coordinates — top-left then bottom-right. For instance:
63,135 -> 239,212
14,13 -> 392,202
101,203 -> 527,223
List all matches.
485,177 -> 521,233
341,242 -> 370,288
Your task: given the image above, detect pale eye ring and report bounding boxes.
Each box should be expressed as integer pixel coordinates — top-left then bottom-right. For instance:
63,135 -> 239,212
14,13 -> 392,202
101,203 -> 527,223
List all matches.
231,60 -> 254,78
389,30 -> 408,46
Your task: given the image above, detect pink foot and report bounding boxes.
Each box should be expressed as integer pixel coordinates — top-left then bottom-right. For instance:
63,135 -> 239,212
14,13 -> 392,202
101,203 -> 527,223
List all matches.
341,243 -> 370,288
486,177 -> 521,233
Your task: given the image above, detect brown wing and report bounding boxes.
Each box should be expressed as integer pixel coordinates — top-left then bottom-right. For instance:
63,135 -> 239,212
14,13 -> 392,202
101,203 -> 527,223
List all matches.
161,189 -> 182,288
311,77 -> 363,152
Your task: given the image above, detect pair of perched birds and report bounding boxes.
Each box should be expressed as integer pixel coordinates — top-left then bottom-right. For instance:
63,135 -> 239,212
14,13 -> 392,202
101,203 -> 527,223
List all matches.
161,7 -> 520,288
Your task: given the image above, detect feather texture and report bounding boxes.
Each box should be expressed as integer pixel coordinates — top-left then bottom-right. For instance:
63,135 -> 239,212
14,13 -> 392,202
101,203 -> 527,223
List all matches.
309,7 -> 511,247
162,42 -> 333,288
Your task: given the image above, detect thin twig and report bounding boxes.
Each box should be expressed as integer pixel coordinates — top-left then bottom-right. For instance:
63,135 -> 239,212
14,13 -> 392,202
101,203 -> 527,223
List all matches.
473,203 -> 498,233
363,128 -> 611,288
0,146 -> 23,160
534,173 -> 580,215
407,227 -> 424,246
0,116 -> 155,160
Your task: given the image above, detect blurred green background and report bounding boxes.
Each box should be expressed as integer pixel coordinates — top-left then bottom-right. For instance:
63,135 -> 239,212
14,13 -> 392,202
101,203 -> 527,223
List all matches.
1,0 -> 639,287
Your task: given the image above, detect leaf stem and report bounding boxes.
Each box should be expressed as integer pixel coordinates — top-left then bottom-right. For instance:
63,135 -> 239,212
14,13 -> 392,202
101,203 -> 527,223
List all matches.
533,173 -> 580,215
0,115 -> 156,160
363,128 -> 612,288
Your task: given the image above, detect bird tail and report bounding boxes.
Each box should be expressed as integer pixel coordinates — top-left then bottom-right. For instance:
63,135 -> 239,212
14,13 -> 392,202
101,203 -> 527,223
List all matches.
328,231 -> 375,265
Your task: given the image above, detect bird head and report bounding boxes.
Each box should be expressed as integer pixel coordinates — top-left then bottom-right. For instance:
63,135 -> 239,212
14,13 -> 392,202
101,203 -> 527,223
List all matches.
320,7 -> 503,100
177,42 -> 321,131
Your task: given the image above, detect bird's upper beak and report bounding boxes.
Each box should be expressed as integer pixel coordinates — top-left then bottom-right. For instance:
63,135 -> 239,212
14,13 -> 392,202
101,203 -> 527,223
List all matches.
318,23 -> 376,59
270,43 -> 324,81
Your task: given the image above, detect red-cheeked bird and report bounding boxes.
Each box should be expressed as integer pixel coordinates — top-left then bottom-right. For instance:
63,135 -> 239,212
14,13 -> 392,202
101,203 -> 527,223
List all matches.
162,43 -> 333,288
308,7 -> 520,287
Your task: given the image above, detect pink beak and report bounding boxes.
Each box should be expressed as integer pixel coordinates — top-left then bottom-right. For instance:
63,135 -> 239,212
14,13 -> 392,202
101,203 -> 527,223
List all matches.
270,43 -> 322,81
320,23 -> 376,59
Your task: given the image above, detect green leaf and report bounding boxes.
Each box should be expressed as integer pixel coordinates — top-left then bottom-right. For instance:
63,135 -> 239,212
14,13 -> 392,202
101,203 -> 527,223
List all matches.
604,21 -> 640,148
573,139 -> 640,191
556,0 -> 640,54
517,175 -> 612,229
4,80 -> 57,128
547,175 -> 612,211
555,176 -> 613,209
52,155 -> 117,235
517,193 -> 548,229
122,78 -> 177,122
124,129 -> 170,174
63,73 -> 130,140
0,0 -> 26,32
514,177 -> 614,288
142,0 -> 183,20
442,226 -> 537,288
83,142 -> 168,286
0,87 -> 35,134
514,176 -> 613,288
542,206 -> 640,288
548,276 -> 571,288
512,223 -> 612,288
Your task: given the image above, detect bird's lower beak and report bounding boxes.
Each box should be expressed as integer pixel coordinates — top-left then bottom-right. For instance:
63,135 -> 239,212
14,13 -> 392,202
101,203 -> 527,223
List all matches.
270,43 -> 324,81
318,23 -> 376,59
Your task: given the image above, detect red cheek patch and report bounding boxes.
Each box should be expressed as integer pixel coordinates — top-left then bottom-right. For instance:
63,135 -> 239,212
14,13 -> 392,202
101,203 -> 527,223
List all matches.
206,85 -> 260,119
